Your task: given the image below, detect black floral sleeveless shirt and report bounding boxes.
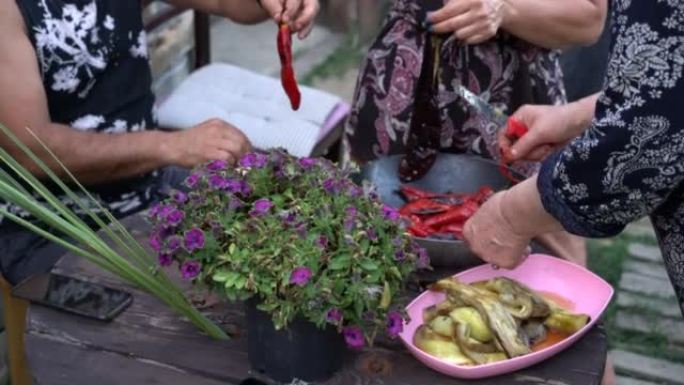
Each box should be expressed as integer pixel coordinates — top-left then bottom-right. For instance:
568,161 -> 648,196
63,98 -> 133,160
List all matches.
6,0 -> 161,223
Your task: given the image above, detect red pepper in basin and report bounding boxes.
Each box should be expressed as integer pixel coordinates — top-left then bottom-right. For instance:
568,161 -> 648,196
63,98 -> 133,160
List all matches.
397,185 -> 493,240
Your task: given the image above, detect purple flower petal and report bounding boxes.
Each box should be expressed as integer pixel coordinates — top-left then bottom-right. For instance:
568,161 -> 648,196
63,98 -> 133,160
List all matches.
148,203 -> 162,219
185,173 -> 201,188
184,228 -> 206,252
394,250 -> 405,261
228,197 -> 243,210
207,160 -> 227,171
181,260 -> 201,279
368,228 -> 378,241
239,153 -> 257,168
249,198 -> 273,217
326,308 -> 342,323
166,209 -> 185,227
167,236 -> 182,252
343,326 -> 364,349
158,253 -> 173,266
289,267 -> 312,286
173,191 -> 188,204
382,204 -> 400,221
386,311 -> 404,337
322,178 -> 337,193
208,175 -> 227,189
149,233 -> 162,252
298,157 -> 317,169
316,235 -> 329,250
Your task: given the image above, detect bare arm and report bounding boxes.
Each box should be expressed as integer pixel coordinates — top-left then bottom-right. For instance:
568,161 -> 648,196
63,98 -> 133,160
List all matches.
429,0 -> 607,49
0,0 -> 250,183
501,0 -> 608,49
163,0 -> 269,24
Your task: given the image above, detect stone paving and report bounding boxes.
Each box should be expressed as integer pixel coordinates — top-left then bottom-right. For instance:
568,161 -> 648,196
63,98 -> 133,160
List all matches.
613,221 -> 684,385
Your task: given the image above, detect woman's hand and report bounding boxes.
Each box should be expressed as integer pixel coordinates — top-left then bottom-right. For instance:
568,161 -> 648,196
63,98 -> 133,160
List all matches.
462,191 -> 532,269
260,0 -> 320,39
427,0 -> 505,44
463,176 -> 565,269
500,94 -> 599,162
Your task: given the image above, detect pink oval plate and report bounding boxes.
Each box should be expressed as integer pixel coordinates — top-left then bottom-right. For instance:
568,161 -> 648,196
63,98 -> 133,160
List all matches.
398,253 -> 614,379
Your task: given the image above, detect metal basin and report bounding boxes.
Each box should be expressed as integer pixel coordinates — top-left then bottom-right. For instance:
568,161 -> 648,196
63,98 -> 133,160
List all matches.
357,154 -> 527,269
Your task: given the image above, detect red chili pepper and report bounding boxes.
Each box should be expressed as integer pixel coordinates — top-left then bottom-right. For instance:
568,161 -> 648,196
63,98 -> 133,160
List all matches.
277,23 -> 301,110
474,186 -> 494,204
423,201 -> 479,228
499,117 -> 529,184
399,199 -> 449,216
439,222 -> 464,239
407,215 -> 433,237
399,185 -> 441,200
505,117 -> 528,139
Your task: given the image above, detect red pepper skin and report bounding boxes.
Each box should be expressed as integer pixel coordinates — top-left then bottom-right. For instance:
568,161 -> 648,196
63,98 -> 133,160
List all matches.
277,24 -> 301,110
499,117 -> 529,184
400,185 -> 440,201
407,214 -> 433,237
423,201 -> 479,228
439,223 -> 464,239
505,117 -> 529,139
399,199 -> 449,216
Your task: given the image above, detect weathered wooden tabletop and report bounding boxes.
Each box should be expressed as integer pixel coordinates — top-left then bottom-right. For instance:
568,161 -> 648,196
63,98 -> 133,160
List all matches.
25,215 -> 607,385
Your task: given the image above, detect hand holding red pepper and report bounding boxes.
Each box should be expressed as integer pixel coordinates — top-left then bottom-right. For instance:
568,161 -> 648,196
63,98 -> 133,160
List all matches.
498,97 -> 598,163
260,0 -> 320,39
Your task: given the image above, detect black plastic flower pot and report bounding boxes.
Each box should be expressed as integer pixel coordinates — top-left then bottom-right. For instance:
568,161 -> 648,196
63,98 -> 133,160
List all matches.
245,299 -> 345,383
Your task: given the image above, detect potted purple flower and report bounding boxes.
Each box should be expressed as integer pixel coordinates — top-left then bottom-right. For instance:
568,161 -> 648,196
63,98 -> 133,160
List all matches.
148,149 -> 428,382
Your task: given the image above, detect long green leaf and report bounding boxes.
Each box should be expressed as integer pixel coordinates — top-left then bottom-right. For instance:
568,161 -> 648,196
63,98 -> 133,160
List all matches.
0,124 -> 227,339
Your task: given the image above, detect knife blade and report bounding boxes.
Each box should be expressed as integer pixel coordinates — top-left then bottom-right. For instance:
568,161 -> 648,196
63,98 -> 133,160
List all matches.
455,85 -> 509,127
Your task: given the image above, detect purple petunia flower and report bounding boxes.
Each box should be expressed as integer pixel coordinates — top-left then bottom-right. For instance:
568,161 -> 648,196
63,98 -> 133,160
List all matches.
184,228 -> 205,252
326,308 -> 342,324
185,173 -> 200,188
228,197 -> 243,210
295,222 -> 308,239
343,326 -> 364,349
209,174 -> 227,189
158,253 -> 173,266
367,228 -> 378,241
249,198 -> 273,217
172,191 -> 188,204
416,246 -> 430,269
386,311 -> 404,337
181,260 -> 201,279
347,186 -> 363,198
344,219 -> 355,232
206,160 -> 227,171
240,153 -> 268,169
224,178 -> 242,193
167,236 -> 182,252
166,209 -> 185,227
345,206 -> 358,218
240,181 -> 252,196
289,267 -> 312,286
149,233 -> 162,252
322,178 -> 337,193
148,203 -> 162,219
298,157 -> 317,169
392,237 -> 403,247
316,235 -> 329,250
382,204 -> 400,221
394,250 -> 405,261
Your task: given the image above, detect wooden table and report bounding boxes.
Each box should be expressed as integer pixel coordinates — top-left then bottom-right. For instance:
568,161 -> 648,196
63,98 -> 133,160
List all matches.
25,215 -> 608,385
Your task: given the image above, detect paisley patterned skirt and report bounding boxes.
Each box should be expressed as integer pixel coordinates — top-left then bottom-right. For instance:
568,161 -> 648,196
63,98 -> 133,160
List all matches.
345,0 -> 567,178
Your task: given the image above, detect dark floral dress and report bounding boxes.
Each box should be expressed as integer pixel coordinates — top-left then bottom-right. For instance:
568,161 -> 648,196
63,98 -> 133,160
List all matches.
538,0 -> 684,315
345,0 -> 566,178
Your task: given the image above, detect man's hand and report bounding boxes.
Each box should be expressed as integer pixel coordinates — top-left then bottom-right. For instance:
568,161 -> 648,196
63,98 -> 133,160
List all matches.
260,0 -> 319,39
163,119 -> 251,168
428,0 -> 505,44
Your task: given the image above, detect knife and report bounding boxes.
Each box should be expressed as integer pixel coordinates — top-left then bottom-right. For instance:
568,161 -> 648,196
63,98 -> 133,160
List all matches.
455,85 -> 528,140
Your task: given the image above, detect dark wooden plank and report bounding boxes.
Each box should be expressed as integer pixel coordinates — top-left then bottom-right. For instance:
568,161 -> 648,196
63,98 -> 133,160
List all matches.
26,214 -> 607,385
26,334 -> 229,385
